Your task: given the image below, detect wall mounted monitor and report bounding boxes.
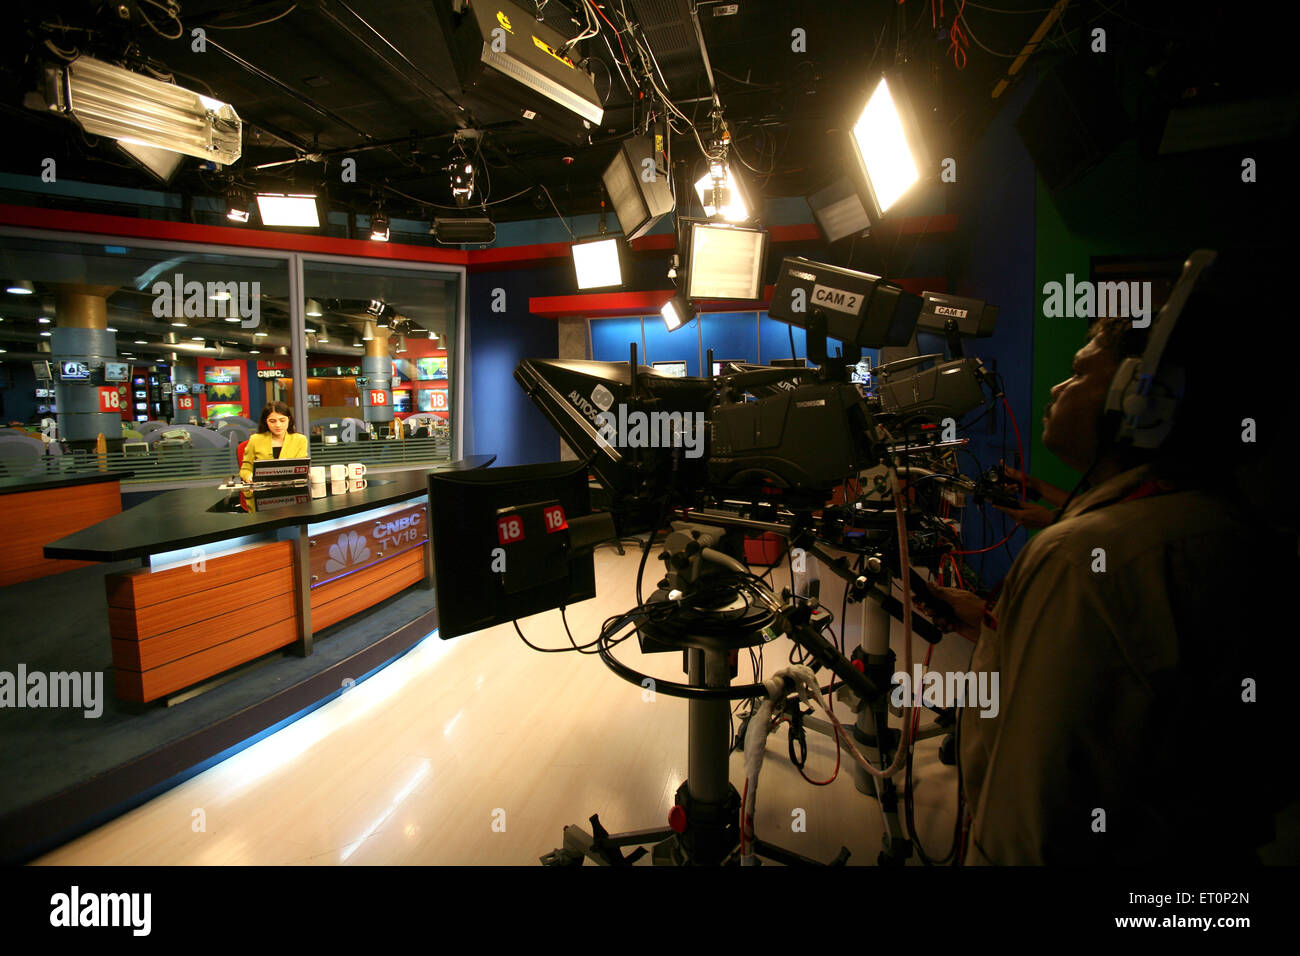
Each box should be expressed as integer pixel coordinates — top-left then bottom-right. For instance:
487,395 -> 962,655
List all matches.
103,361 -> 129,382
59,361 -> 90,381
34,388 -> 49,398
32,360 -> 53,381
712,360 -> 744,376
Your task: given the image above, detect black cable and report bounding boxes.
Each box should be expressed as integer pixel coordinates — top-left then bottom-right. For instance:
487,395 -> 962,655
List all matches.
512,617 -> 599,653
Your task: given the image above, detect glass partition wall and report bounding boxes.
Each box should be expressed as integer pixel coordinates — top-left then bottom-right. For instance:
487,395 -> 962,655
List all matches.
0,229 -> 464,484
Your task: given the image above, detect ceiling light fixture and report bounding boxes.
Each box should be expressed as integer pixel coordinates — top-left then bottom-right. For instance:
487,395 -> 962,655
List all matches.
255,193 -> 320,227
369,205 -> 390,242
47,55 -> 242,175
6,281 -> 34,295
849,74 -> 927,220
694,162 -> 750,222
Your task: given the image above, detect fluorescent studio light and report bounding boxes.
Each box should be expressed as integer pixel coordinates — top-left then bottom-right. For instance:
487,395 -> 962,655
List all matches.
256,193 -> 320,227
685,222 -> 767,300
571,237 -> 623,290
850,75 -> 925,219
55,56 -> 241,166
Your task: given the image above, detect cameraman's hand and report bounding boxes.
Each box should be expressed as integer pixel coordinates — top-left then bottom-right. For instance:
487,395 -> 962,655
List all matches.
993,499 -> 1058,529
916,583 -> 984,642
1004,466 -> 1069,508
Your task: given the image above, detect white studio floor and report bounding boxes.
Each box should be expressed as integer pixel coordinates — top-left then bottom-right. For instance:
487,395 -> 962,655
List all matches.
35,541 -> 971,866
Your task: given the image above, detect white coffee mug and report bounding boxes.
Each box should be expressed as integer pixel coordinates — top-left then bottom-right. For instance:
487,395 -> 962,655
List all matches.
330,463 -> 347,481
309,465 -> 326,483
310,483 -> 326,499
350,478 -> 367,491
347,462 -> 367,479
330,478 -> 348,495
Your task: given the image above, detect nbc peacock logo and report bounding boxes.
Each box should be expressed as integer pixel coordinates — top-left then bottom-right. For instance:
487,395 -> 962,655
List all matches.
325,530 -> 371,573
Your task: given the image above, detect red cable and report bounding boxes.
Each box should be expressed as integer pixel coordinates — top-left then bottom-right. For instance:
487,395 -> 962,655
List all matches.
1001,395 -> 1027,501
796,720 -> 841,786
591,2 -> 633,76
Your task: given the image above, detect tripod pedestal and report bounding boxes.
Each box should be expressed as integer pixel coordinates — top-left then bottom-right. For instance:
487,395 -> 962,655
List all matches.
543,625 -> 848,866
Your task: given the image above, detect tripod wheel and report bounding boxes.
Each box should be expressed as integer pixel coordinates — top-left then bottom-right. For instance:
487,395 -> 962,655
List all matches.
938,733 -> 956,766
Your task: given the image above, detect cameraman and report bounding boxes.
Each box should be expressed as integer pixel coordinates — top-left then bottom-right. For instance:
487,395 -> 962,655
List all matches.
921,250 -> 1296,864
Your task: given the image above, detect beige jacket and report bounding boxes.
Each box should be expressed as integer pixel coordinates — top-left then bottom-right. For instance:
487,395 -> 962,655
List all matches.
959,464 -> 1283,864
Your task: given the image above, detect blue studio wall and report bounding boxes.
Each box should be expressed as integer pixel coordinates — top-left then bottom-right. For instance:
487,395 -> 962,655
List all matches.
945,66 -> 1043,586
466,267 -> 564,466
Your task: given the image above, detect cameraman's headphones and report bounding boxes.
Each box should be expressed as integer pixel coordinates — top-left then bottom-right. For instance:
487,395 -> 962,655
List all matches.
1102,248 -> 1217,450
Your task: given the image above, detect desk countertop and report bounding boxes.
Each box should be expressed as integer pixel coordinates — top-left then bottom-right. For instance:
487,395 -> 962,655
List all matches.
43,457 -> 493,562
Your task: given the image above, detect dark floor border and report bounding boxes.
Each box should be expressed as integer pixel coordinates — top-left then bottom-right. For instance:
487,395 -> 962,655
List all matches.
0,600 -> 440,864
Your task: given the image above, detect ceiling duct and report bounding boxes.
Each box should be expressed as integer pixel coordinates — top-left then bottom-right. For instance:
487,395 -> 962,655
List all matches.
627,0 -> 703,83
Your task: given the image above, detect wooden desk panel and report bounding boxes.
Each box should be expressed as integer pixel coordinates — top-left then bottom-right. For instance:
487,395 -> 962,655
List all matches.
107,540 -> 301,703
0,481 -> 122,587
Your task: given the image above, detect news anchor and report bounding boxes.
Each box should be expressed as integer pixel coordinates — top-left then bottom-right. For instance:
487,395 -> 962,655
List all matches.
240,401 -> 309,482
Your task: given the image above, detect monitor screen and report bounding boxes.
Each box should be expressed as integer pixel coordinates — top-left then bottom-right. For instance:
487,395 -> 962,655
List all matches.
59,360 -> 91,381
103,361 -> 129,383
174,384 -> 189,394
712,359 -> 744,376
652,361 -> 688,378
34,388 -> 49,398
32,360 -> 53,382
37,404 -> 49,414
428,461 -> 597,640
851,358 -> 872,388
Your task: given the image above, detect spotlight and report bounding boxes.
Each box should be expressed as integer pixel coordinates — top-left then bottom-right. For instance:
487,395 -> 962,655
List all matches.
694,162 -> 750,222
370,207 -> 390,242
306,298 -> 323,317
450,159 -> 476,206
661,294 -> 694,332
6,281 -> 34,295
849,74 -> 927,220
226,187 -> 252,223
362,321 -> 374,341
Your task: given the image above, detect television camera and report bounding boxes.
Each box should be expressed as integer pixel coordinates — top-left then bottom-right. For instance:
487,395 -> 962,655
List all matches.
428,257 -> 1006,865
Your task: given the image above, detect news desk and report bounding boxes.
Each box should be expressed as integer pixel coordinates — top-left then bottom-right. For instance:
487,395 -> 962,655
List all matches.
44,457 -> 493,704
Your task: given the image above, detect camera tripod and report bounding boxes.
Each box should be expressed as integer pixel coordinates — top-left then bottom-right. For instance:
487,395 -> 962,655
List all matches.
540,522 -> 892,866
541,602 -> 849,866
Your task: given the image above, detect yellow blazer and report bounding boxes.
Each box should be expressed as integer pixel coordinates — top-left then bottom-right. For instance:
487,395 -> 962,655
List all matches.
240,431 -> 310,482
